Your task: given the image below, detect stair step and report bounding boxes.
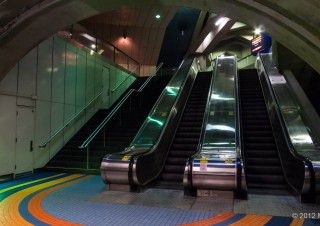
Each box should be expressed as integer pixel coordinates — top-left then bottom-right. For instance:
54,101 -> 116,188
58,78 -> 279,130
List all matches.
240,69 -> 287,192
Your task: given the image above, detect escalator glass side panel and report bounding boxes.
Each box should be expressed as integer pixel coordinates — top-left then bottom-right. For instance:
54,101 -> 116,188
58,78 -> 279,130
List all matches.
257,53 -> 319,199
126,58 -> 198,153
187,56 -> 238,191
259,54 -> 320,168
259,54 -> 317,149
201,56 -> 237,159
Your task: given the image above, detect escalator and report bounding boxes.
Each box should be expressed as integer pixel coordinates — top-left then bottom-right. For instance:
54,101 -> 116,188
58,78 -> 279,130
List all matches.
239,69 -> 287,192
157,71 -> 212,189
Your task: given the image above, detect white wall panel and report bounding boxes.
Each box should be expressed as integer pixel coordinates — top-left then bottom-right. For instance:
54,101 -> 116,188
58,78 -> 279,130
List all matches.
0,64 -> 18,93
94,62 -> 103,110
0,96 -> 16,175
109,67 -> 117,106
86,55 -> 95,100
49,102 -> 64,158
65,47 -> 77,105
75,50 -> 87,130
76,51 -> 86,111
37,37 -> 53,101
52,43 -> 65,103
63,104 -> 76,143
101,66 -> 110,109
0,35 -> 137,176
86,55 -> 95,120
34,100 -> 51,168
18,48 -> 37,106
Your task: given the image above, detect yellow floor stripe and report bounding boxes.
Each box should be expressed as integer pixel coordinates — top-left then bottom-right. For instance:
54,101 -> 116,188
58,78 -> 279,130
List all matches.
290,218 -> 304,226
228,214 -> 272,226
0,174 -> 83,226
0,173 -> 66,194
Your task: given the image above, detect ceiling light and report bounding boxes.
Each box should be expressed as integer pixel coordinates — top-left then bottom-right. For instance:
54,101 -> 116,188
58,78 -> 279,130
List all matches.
254,28 -> 262,35
91,44 -> 96,49
155,14 -> 161,19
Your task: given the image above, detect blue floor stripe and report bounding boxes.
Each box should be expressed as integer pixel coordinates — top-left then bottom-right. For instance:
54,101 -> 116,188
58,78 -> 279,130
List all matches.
19,193 -> 50,226
304,219 -> 320,225
264,215 -> 294,226
213,213 -> 246,226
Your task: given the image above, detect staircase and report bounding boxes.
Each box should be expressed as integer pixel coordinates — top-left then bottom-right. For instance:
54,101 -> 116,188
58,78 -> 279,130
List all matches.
239,69 -> 287,192
157,71 -> 212,189
45,75 -> 171,173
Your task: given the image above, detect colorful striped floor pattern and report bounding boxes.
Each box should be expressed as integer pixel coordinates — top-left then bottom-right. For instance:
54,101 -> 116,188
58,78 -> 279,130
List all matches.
0,172 -> 318,226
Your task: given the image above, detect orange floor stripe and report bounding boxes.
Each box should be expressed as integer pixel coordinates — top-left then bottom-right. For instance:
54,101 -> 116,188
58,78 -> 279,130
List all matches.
0,174 -> 83,226
228,214 -> 272,226
28,175 -> 94,226
290,218 -> 304,226
179,212 -> 235,226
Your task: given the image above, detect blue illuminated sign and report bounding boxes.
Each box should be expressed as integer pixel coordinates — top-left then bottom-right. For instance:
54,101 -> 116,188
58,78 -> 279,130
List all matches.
251,33 -> 271,56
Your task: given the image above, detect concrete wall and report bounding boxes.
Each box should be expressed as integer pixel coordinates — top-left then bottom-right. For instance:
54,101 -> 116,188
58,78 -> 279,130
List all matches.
0,35 -> 135,176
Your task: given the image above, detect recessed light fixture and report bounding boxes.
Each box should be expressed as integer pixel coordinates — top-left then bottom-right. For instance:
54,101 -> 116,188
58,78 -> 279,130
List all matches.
254,28 -> 262,35
155,14 -> 161,19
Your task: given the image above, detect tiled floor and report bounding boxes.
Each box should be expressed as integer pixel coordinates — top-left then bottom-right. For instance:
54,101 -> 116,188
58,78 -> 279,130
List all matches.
0,172 -> 319,225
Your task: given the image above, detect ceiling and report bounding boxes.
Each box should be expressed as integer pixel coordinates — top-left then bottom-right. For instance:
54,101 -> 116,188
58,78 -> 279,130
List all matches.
0,0 -> 320,80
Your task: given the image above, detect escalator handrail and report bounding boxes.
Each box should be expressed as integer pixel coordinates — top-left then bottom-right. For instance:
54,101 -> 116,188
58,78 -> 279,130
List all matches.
79,62 -> 163,149
126,59 -> 195,150
258,53 -> 314,195
129,58 -> 199,186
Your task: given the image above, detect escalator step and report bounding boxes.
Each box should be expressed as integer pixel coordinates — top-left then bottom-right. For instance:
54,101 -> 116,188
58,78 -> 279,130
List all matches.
168,150 -> 197,157
244,137 -> 275,143
246,174 -> 285,184
173,138 -> 199,144
163,164 -> 185,173
175,132 -> 201,138
247,183 -> 287,190
244,149 -> 279,158
160,172 -> 183,182
159,71 -> 212,186
171,143 -> 198,150
166,157 -> 188,165
246,165 -> 282,174
244,143 -> 277,149
245,157 -> 281,166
